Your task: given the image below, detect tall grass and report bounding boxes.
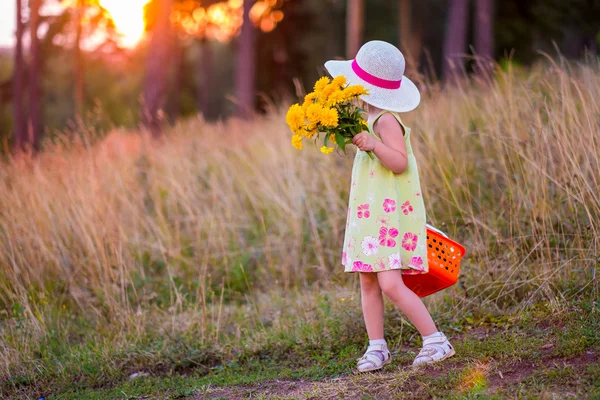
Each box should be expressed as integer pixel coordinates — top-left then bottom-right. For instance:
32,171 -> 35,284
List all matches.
1,60 -> 599,389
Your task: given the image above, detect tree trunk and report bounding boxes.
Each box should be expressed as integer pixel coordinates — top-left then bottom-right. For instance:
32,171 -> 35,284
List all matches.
561,27 -> 584,59
235,0 -> 256,118
196,39 -> 213,118
585,35 -> 597,57
474,0 -> 494,79
346,0 -> 364,59
442,0 -> 468,81
28,0 -> 42,151
409,26 -> 423,73
168,35 -> 184,122
398,0 -> 411,54
398,0 -> 422,74
74,0 -> 84,119
13,0 -> 26,152
142,0 -> 173,137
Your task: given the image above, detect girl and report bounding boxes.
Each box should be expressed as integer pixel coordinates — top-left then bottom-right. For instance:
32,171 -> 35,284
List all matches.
325,41 -> 455,372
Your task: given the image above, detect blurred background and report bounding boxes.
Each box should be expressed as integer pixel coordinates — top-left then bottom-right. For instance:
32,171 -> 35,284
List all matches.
0,0 -> 598,152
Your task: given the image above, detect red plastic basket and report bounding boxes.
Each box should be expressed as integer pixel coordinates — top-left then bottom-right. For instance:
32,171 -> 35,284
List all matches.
403,227 -> 466,297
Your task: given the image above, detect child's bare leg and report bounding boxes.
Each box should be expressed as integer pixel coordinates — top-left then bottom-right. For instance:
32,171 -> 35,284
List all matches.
376,270 -> 437,336
356,272 -> 392,372
378,270 -> 455,365
359,272 -> 384,339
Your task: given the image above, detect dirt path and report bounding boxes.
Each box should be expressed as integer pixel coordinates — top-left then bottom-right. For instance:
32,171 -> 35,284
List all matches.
194,346 -> 598,399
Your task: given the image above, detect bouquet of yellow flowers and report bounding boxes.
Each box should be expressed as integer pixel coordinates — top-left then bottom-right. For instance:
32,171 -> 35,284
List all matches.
285,76 -> 373,159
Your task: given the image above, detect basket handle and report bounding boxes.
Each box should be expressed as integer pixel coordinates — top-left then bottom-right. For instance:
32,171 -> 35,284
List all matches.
426,223 -> 449,238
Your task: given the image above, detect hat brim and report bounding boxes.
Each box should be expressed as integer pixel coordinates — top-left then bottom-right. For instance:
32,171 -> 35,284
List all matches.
324,60 -> 421,113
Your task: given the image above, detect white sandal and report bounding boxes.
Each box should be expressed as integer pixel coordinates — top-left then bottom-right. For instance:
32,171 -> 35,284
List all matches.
357,344 -> 392,372
413,333 -> 455,366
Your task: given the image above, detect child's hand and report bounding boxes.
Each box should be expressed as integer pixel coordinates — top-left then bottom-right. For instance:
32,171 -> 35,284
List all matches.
352,132 -> 377,151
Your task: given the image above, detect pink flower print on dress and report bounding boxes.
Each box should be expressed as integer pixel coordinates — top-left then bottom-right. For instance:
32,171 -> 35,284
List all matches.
352,261 -> 373,272
361,236 -> 379,256
342,252 -> 347,266
388,253 -> 401,269
402,232 -> 418,252
415,191 -> 421,197
357,204 -> 370,219
383,198 -> 396,213
374,257 -> 387,271
369,170 -> 376,178
410,256 -> 425,271
378,226 -> 399,247
376,215 -> 390,226
347,238 -> 356,253
401,201 -> 414,215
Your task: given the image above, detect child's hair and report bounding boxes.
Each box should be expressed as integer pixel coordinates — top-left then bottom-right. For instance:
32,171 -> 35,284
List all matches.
359,100 -> 371,112
360,101 -> 382,113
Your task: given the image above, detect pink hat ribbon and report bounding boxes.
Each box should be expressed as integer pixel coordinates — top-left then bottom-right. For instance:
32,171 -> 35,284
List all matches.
351,59 -> 402,90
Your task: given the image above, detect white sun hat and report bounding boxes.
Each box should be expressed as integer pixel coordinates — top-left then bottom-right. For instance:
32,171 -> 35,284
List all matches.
324,40 -> 421,113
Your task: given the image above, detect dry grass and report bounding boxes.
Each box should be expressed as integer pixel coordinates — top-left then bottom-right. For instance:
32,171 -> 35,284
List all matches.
0,60 -> 599,390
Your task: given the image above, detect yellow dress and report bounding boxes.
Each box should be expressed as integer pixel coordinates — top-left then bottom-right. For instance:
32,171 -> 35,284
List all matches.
342,111 -> 428,274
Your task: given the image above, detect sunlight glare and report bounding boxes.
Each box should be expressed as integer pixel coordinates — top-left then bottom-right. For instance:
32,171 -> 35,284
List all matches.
99,0 -> 151,47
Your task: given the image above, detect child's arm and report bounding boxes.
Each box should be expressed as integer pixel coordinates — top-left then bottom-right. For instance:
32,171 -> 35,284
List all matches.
352,113 -> 408,174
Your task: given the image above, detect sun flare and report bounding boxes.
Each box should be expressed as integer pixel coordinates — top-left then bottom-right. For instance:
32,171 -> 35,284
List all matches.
99,0 -> 151,47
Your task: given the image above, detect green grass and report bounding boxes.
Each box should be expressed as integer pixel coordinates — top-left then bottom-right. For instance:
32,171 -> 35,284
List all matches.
5,291 -> 596,399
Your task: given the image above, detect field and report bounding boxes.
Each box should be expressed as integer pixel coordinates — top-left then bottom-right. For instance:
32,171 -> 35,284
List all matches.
1,60 -> 599,399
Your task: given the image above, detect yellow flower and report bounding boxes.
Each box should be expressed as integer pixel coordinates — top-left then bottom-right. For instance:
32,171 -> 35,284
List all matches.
305,125 -> 318,138
319,80 -> 359,104
320,146 -> 334,154
327,84 -> 369,106
302,92 -> 317,111
286,104 -> 305,132
344,84 -> 369,98
314,76 -> 330,93
305,103 -> 324,125
319,107 -> 339,127
332,75 -> 347,87
325,89 -> 345,106
292,135 -> 303,150
357,118 -> 368,129
320,83 -> 337,101
329,134 -> 335,142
